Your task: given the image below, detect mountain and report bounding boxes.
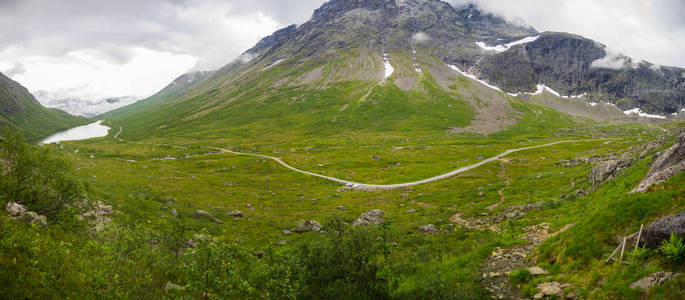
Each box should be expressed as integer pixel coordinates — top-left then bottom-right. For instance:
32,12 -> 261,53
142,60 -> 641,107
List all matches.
0,72 -> 88,142
101,0 -> 682,142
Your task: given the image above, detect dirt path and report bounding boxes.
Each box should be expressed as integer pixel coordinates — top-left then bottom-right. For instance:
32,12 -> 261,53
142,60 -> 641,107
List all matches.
111,126 -> 615,190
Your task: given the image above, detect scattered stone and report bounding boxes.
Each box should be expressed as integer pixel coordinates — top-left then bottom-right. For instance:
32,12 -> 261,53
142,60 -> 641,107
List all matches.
5,202 -> 27,217
170,208 -> 178,217
164,281 -> 182,291
478,192 -> 485,197
294,220 -> 321,233
372,155 -> 381,161
22,211 -> 47,226
527,266 -> 548,276
281,229 -> 292,235
353,209 -> 384,226
278,240 -> 287,245
390,242 -> 398,247
641,209 -> 685,249
193,210 -> 223,224
255,251 -> 264,259
535,281 -> 568,298
337,206 -> 346,210
406,209 -> 417,213
79,201 -> 113,223
630,272 -> 679,290
228,210 -> 244,218
418,224 -> 438,234
476,155 -> 484,160
246,203 -> 253,208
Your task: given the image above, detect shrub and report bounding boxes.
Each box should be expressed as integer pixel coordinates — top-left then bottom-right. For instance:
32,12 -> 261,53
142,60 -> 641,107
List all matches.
0,128 -> 84,221
509,268 -> 533,285
658,233 -> 685,262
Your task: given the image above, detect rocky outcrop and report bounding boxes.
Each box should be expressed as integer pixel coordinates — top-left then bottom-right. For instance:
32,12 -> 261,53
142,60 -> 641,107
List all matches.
534,281 -> 570,299
632,132 -> 685,193
352,209 -> 384,226
294,220 -> 322,233
640,209 -> 685,249
630,272 -> 680,290
589,160 -> 618,184
5,202 -> 47,226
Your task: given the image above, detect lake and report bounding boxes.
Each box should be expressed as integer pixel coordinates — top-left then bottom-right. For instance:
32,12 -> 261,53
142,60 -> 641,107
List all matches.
40,121 -> 110,144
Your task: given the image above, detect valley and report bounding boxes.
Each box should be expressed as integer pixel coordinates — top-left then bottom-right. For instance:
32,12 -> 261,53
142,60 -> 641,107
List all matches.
1,0 -> 685,299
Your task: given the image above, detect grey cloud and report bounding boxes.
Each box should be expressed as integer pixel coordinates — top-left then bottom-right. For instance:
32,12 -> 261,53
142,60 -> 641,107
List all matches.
4,61 -> 26,77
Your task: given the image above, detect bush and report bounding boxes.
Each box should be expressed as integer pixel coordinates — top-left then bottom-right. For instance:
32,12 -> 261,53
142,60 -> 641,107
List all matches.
509,268 -> 533,285
0,128 -> 84,221
658,233 -> 685,262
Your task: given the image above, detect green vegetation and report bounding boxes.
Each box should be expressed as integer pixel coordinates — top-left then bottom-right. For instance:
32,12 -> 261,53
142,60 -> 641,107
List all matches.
659,233 -> 685,262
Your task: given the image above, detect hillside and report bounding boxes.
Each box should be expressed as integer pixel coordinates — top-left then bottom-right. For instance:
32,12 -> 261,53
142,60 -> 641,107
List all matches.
2,0 -> 685,299
0,72 -> 88,142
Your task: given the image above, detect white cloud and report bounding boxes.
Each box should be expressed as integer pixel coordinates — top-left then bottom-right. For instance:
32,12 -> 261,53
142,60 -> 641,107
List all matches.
590,50 -> 629,70
3,61 -> 26,77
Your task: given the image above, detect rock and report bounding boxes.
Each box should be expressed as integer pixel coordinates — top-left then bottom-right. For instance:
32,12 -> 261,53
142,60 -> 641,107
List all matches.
352,209 -> 384,226
589,160 -> 618,184
390,242 -> 398,247
418,224 -> 438,234
632,133 -> 685,193
228,210 -> 244,218
536,281 -> 566,297
79,201 -> 113,223
170,208 -> 178,217
406,209 -> 417,213
193,210 -> 223,224
527,266 -> 548,276
372,155 -> 381,161
255,251 -> 264,259
641,209 -> 685,249
476,155 -> 484,160
164,281 -> 182,291
246,203 -> 253,208
294,220 -> 321,233
630,272 -> 679,290
5,202 -> 27,217
282,229 -> 292,235
278,240 -> 288,245
22,211 -> 47,226
337,206 -> 346,210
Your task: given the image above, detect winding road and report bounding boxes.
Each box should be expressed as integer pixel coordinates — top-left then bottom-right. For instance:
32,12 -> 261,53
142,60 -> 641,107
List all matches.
113,126 -> 605,190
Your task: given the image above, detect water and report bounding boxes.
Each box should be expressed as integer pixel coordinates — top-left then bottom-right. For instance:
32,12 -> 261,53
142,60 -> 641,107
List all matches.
40,121 -> 111,144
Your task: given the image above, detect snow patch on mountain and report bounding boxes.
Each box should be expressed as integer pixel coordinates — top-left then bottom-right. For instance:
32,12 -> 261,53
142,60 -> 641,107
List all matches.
447,64 -> 505,93
623,108 -> 667,119
263,59 -> 285,70
475,36 -> 539,52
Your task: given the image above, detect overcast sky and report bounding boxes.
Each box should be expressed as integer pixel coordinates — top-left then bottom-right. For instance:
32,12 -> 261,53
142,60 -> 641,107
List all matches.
1,0 -> 684,116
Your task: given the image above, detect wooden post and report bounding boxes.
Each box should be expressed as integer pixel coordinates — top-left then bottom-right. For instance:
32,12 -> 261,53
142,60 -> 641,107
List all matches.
619,237 -> 627,262
635,224 -> 644,249
605,244 -> 620,263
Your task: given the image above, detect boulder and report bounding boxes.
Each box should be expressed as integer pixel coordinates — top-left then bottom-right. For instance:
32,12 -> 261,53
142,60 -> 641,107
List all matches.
527,266 -> 548,276
632,132 -> 685,193
228,210 -> 244,218
534,281 -> 568,298
589,160 -> 618,184
294,220 -> 321,233
193,210 -> 223,224
641,209 -> 685,249
418,224 -> 438,234
22,211 -> 47,226
5,202 -> 27,217
352,209 -> 384,226
630,272 -> 679,290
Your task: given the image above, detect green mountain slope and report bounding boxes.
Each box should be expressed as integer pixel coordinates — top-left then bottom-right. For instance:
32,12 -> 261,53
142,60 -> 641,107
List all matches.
0,72 -> 89,142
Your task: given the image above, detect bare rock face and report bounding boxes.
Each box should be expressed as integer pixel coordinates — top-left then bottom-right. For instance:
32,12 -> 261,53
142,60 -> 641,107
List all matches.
630,272 -> 679,290
632,132 -> 685,193
352,209 -> 384,226
640,209 -> 685,249
5,202 -> 27,217
294,220 -> 322,233
589,160 -> 618,184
